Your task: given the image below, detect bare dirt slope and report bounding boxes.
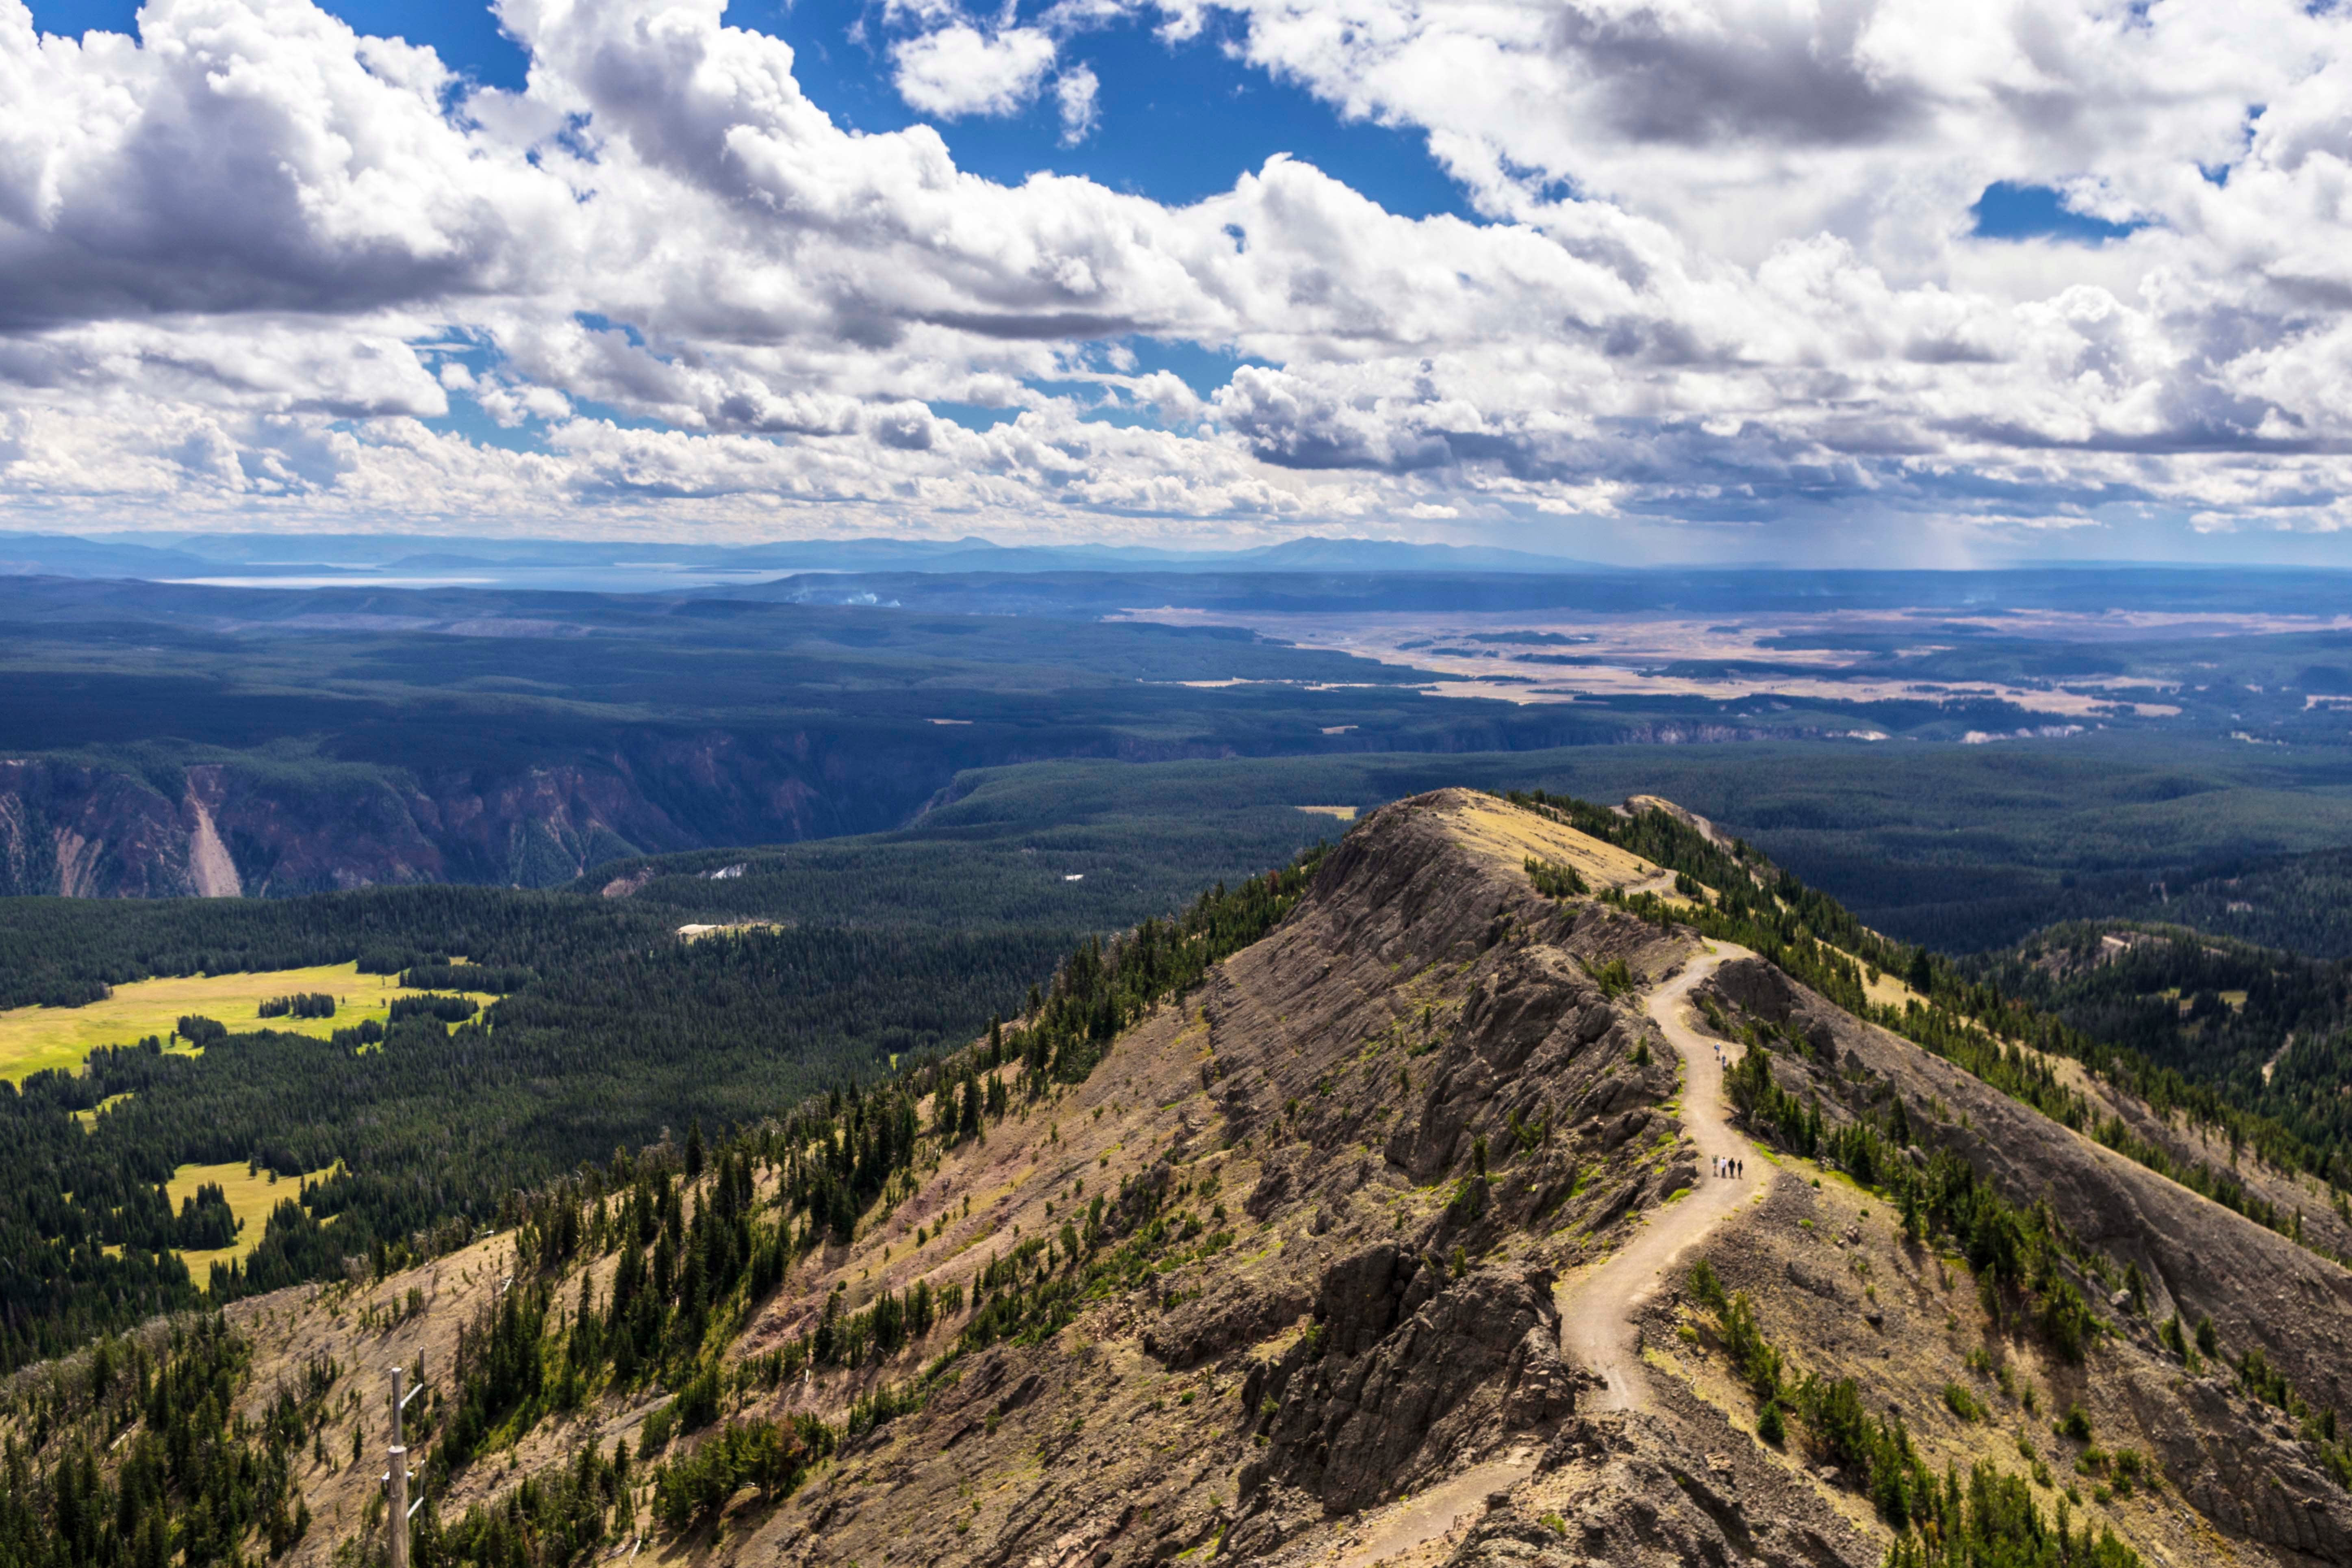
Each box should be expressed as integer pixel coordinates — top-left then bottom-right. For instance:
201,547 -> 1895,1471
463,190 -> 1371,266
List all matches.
1697,954 -> 2352,1566
106,789 -> 2352,1568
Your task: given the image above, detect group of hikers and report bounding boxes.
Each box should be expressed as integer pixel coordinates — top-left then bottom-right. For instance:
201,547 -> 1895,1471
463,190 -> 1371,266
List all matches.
1711,1040 -> 1746,1179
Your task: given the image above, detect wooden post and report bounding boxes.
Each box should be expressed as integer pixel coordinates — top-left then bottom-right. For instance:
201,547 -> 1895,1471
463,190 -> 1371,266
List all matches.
388,1367 -> 415,1568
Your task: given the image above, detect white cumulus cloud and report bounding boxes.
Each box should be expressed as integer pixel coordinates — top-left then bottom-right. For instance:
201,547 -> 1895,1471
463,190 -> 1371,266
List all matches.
1055,61 -> 1099,144
891,22 -> 1058,118
0,0 -> 2346,558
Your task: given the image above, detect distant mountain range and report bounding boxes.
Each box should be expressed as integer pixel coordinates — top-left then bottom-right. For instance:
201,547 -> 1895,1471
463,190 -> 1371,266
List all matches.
12,530 -> 2352,595
0,530 -> 1614,586
9,529 -> 2352,619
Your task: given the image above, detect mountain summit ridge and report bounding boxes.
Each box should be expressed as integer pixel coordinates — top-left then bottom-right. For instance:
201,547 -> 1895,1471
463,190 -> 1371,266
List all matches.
13,789 -> 2352,1568
710,786 -> 2352,1565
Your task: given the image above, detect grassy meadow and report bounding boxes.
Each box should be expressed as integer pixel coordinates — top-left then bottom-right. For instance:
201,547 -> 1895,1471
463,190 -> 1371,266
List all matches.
0,962 -> 495,1083
161,1159 -> 341,1280
69,1092 -> 132,1130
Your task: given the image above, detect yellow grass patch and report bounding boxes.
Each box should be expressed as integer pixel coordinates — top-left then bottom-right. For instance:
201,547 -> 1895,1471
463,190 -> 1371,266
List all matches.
167,1159 -> 343,1283
1295,804 -> 1358,821
1861,965 -> 1920,1011
0,962 -> 497,1084
1440,794 -> 1662,891
71,1092 -> 133,1131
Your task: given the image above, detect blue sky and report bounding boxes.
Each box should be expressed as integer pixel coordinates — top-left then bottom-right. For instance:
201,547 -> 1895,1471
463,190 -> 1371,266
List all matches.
5,0 -> 2350,563
22,0 -> 2115,239
30,0 -> 1476,217
1970,182 -> 2143,245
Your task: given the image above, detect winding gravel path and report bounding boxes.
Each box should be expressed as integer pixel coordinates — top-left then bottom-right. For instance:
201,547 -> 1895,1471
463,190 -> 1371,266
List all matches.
1331,943 -> 1769,1567
1557,941 -> 1770,1412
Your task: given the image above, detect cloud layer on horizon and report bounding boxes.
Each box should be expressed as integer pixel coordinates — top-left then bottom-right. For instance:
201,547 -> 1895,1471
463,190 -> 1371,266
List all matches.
3,0 -> 2352,559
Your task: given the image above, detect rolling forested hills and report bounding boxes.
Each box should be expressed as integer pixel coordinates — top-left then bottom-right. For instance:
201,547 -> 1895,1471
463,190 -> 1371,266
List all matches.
8,567 -> 2352,947
2072,845 -> 2352,960
580,738 -> 2352,954
1964,919 -> 2352,1195
7,790 -> 2352,1568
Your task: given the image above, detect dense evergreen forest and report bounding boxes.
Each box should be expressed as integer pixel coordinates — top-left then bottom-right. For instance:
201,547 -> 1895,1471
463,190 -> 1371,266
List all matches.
584,737 -> 2352,958
0,895 -> 1079,1372
0,851 -> 1328,1568
1962,923 -> 2352,1193
2095,846 -> 2352,959
0,887 -> 671,1011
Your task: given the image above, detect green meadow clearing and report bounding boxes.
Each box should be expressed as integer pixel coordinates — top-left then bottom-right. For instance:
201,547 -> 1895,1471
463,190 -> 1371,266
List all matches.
159,1159 -> 342,1281
0,962 -> 495,1083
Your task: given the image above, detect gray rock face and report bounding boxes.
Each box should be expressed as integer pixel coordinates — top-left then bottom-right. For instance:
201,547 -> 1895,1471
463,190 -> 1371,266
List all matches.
1653,1159 -> 1699,1201
2161,1378 -> 2352,1565
1140,1277 -> 1312,1372
1436,1411 -> 1872,1568
1238,1253 -> 1577,1518
1600,1108 -> 1650,1151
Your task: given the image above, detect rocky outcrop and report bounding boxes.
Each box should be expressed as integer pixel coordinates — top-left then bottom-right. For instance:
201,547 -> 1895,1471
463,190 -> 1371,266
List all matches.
1236,1251 -> 1579,1522
1442,1407 -> 1873,1568
0,731 -> 956,896
2156,1376 -> 2352,1565
1385,944 -> 1636,1184
0,760 -> 208,897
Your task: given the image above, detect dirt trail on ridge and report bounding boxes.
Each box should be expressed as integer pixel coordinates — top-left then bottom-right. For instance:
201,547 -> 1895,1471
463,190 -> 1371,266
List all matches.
1557,941 -> 1769,1411
1332,1446 -> 1540,1568
1337,944 -> 1767,1566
